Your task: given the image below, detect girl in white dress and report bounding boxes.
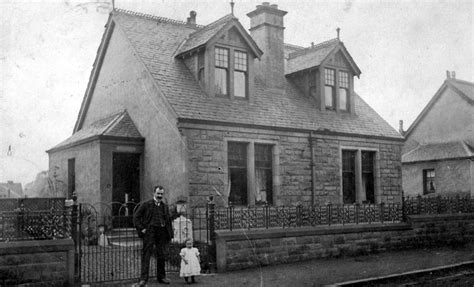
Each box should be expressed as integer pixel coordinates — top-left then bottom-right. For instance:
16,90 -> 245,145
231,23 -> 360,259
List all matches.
179,238 -> 201,284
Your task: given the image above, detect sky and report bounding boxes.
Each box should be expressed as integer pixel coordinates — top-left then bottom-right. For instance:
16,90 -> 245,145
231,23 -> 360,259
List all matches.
1,0 -> 473,186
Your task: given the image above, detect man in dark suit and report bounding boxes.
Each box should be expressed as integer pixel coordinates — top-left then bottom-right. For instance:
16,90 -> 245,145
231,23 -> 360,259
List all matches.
134,185 -> 175,285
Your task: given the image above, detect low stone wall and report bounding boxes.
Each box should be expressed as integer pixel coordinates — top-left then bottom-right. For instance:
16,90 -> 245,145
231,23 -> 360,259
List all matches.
215,214 -> 474,272
0,239 -> 75,286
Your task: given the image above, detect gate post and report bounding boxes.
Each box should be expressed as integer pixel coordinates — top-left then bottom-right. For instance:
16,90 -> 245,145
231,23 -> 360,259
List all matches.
71,193 -> 81,283
207,196 -> 216,273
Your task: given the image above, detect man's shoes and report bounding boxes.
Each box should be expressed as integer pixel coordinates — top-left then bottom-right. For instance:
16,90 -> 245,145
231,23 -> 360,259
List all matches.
138,280 -> 146,286
157,278 -> 170,285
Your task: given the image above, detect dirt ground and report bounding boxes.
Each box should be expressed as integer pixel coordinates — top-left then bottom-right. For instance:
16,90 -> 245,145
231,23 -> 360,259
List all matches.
90,244 -> 474,287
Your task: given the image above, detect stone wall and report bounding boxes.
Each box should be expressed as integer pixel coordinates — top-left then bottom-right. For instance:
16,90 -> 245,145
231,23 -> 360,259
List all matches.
0,239 -> 75,286
215,214 -> 474,271
182,123 -> 402,207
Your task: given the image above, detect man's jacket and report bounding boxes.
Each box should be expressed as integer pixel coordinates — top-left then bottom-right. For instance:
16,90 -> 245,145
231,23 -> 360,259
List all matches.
133,199 -> 174,240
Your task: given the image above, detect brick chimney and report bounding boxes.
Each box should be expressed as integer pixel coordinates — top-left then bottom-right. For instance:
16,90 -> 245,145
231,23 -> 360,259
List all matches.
247,2 -> 287,89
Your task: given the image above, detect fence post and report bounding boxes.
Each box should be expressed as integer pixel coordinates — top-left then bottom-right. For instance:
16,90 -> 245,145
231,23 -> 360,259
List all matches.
380,202 -> 384,224
207,197 -> 216,273
70,193 -> 80,283
328,204 -> 332,226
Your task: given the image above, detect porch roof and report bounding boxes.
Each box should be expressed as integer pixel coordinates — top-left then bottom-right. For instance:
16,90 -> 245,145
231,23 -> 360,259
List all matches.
48,110 -> 143,152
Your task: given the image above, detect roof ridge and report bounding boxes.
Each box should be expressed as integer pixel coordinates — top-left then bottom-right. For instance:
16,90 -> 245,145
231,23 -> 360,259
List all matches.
284,43 -> 305,50
102,110 -> 126,134
113,8 -> 204,29
288,38 -> 339,59
449,78 -> 474,86
189,13 -> 235,37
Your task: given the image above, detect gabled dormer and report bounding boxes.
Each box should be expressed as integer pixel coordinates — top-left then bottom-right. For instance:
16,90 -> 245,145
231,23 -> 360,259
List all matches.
175,13 -> 262,102
286,38 -> 361,114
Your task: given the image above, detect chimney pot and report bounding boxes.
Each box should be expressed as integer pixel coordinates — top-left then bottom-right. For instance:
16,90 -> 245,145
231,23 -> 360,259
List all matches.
262,2 -> 270,6
446,70 -> 450,79
8,180 -> 13,184
187,10 -> 196,25
451,71 -> 456,79
399,120 -> 404,135
271,4 -> 278,9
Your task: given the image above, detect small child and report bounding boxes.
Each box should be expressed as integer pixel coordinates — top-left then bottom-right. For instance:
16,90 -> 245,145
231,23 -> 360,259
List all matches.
179,238 -> 201,284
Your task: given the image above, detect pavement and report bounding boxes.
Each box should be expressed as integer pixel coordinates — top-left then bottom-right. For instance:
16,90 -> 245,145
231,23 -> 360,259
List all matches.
88,244 -> 474,287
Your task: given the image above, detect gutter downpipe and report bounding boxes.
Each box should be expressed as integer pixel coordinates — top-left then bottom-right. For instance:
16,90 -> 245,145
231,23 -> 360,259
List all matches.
309,132 -> 316,208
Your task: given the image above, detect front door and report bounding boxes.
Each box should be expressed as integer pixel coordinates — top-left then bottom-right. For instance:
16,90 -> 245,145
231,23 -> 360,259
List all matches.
112,153 -> 141,227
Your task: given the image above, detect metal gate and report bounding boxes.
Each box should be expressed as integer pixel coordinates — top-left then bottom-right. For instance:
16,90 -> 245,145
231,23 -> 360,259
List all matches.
72,201 -> 215,284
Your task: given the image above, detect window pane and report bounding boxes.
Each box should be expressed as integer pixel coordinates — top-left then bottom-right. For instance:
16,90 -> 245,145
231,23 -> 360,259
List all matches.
339,88 -> 348,111
325,68 -> 335,85
234,71 -> 246,98
339,71 -> 349,88
361,151 -> 375,203
325,86 -> 334,108
342,150 -> 356,204
215,68 -> 228,95
228,142 -> 248,205
255,144 -> 273,205
215,47 -> 228,68
423,169 -> 435,194
234,51 -> 247,71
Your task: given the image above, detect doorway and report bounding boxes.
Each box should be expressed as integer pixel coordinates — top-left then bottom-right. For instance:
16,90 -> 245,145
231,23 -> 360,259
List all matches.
112,153 -> 141,226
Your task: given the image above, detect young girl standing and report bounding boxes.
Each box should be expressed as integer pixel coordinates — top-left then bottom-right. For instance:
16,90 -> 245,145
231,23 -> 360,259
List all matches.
179,238 -> 201,284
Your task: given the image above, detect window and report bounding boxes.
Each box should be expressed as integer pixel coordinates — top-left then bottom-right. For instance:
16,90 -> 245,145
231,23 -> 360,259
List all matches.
198,50 -> 205,86
423,169 -> 435,194
215,47 -> 229,96
339,71 -> 349,111
234,51 -> 248,98
228,142 -> 248,205
324,68 -> 336,109
255,144 -> 273,205
68,158 -> 76,199
342,150 -> 356,204
361,151 -> 375,203
309,70 -> 317,98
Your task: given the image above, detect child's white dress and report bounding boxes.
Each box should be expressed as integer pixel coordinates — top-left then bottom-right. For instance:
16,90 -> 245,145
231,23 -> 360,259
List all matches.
179,247 -> 201,277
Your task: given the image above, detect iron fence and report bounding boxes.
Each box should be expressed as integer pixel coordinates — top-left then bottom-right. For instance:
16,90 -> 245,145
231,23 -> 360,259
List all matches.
214,203 -> 403,231
77,203 -> 211,284
403,195 -> 474,216
0,209 -> 72,241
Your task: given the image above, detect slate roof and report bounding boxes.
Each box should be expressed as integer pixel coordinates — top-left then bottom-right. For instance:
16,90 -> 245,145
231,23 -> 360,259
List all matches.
404,78 -> 474,137
176,14 -> 235,56
286,39 -> 339,75
402,141 -> 474,163
449,78 -> 474,103
78,9 -> 402,140
49,110 -> 142,152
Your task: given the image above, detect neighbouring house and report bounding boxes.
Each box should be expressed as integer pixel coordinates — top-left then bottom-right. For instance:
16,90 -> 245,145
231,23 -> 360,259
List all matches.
47,3 -> 403,217
0,181 -> 23,198
402,71 -> 474,197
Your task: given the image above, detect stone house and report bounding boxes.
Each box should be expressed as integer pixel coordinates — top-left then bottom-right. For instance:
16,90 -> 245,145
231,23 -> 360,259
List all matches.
0,181 -> 23,198
47,3 -> 402,214
402,72 -> 474,197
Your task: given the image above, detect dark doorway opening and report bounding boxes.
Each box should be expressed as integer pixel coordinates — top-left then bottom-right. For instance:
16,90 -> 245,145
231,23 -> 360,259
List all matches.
112,152 -> 140,227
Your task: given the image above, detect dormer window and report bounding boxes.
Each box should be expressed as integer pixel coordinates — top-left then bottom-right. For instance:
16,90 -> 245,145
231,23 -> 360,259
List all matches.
234,51 -> 248,98
324,68 -> 336,109
339,71 -> 349,111
198,50 -> 205,86
215,47 -> 229,96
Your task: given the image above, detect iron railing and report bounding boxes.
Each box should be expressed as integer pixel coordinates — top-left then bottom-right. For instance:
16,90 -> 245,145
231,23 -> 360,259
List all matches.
403,195 -> 474,216
214,203 -> 403,231
0,209 -> 72,241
